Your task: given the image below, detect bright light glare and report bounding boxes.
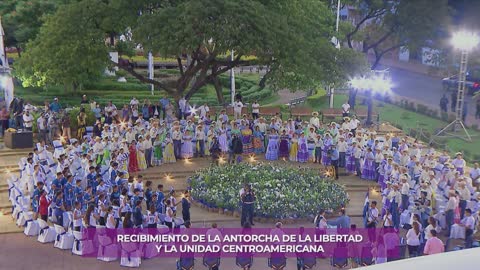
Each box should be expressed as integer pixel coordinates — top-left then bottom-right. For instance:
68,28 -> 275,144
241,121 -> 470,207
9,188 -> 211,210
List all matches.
189,106 -> 197,116
349,76 -> 392,93
451,31 -> 480,51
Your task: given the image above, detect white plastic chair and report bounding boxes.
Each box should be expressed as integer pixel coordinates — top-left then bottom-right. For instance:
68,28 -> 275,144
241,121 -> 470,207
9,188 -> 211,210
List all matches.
23,212 -> 40,236
37,218 -> 56,243
72,231 -> 89,256
97,234 -> 119,262
54,224 -> 74,249
120,242 -> 141,267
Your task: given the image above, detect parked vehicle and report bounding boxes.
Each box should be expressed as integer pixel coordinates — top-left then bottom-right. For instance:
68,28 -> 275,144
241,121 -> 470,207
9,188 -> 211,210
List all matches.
442,69 -> 480,95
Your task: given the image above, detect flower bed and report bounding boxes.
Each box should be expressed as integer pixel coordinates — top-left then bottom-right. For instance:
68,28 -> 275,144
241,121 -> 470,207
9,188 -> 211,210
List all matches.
189,163 -> 349,220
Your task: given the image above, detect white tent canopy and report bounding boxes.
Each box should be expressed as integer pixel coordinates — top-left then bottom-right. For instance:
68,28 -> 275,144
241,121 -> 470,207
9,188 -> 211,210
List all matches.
359,249 -> 480,270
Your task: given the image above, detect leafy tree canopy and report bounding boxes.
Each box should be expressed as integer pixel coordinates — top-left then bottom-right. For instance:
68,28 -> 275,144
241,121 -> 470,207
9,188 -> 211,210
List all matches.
14,0 -> 368,100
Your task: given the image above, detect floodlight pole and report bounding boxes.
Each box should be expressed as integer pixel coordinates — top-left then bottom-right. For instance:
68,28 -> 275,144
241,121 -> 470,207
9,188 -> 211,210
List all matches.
435,49 -> 472,141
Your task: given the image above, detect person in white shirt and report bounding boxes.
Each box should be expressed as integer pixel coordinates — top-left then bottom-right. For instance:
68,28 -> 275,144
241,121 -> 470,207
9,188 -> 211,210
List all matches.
452,152 -> 466,175
460,209 -> 476,248
251,100 -> 260,119
400,176 -> 410,211
341,101 -> 350,117
470,163 -> 480,187
424,216 -> 439,241
457,181 -> 471,219
309,112 -> 320,128
337,137 -> 347,168
130,97 -> 139,107
350,115 -> 360,136
143,134 -> 153,167
382,208 -> 394,228
73,202 -> 84,231
445,191 -> 457,237
234,100 -> 243,120
195,125 -> 206,157
198,103 -> 209,119
22,111 -> 34,131
406,222 -> 421,257
178,96 -> 187,119
314,209 -> 328,229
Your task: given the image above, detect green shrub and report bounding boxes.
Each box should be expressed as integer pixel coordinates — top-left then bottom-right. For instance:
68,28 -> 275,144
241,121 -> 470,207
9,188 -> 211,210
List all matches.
416,104 -> 428,115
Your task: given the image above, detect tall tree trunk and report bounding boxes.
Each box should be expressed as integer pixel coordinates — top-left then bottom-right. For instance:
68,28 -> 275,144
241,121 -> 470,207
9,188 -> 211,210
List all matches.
212,75 -> 225,105
16,46 -> 21,58
72,82 -> 79,93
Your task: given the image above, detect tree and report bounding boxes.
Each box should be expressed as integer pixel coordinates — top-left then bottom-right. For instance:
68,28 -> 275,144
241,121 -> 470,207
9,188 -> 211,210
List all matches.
342,0 -> 450,69
14,0 -> 110,91
0,0 -> 69,55
15,0 -> 368,102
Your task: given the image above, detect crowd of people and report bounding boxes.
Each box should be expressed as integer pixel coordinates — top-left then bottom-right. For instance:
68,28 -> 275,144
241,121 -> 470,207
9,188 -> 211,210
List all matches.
7,95 -> 480,265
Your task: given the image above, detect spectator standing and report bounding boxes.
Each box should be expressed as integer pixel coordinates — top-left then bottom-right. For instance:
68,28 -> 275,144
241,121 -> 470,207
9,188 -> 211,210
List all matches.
0,107 -> 9,136
48,113 -> 59,141
77,108 -> 86,140
152,101 -> 161,119
235,91 -> 243,102
50,97 -> 61,113
36,113 -> 48,143
476,98 -> 480,119
342,101 -> 350,117
130,97 -> 139,108
89,99 -> 97,111
12,98 -> 24,129
451,91 -> 457,112
182,191 -> 191,223
62,114 -> 71,140
440,94 -> 448,113
22,110 -> 34,131
251,100 -> 260,120
423,230 -> 444,255
92,104 -> 101,121
327,208 -> 351,229
234,99 -> 244,120
178,96 -> 186,120
160,95 -> 170,120
81,95 -> 89,105
462,101 -> 468,122
240,183 -> 255,226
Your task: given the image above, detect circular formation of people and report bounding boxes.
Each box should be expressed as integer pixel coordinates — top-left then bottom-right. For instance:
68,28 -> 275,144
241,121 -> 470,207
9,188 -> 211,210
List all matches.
7,95 -> 480,265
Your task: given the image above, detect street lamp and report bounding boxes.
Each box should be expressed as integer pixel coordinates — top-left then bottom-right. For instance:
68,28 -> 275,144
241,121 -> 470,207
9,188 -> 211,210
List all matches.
435,30 -> 479,141
349,75 -> 392,126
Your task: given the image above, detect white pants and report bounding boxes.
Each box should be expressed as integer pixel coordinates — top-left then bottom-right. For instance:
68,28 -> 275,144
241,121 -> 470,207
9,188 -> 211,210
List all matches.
234,110 -> 242,119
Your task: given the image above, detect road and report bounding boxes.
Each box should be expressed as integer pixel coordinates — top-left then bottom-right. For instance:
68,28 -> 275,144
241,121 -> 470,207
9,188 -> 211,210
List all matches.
383,67 -> 478,121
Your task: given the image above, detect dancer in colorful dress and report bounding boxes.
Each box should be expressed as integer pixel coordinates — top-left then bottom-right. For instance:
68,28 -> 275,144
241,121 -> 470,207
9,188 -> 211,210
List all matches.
322,133 -> 332,166
218,123 -> 229,153
362,147 -> 376,180
153,134 -> 163,166
297,133 -> 309,163
241,125 -> 253,154
289,133 -> 298,162
128,140 -> 139,173
345,142 -> 356,174
278,130 -> 290,159
252,125 -> 264,154
163,134 -> 176,163
265,129 -> 279,160
137,136 -> 148,170
181,130 -> 194,159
